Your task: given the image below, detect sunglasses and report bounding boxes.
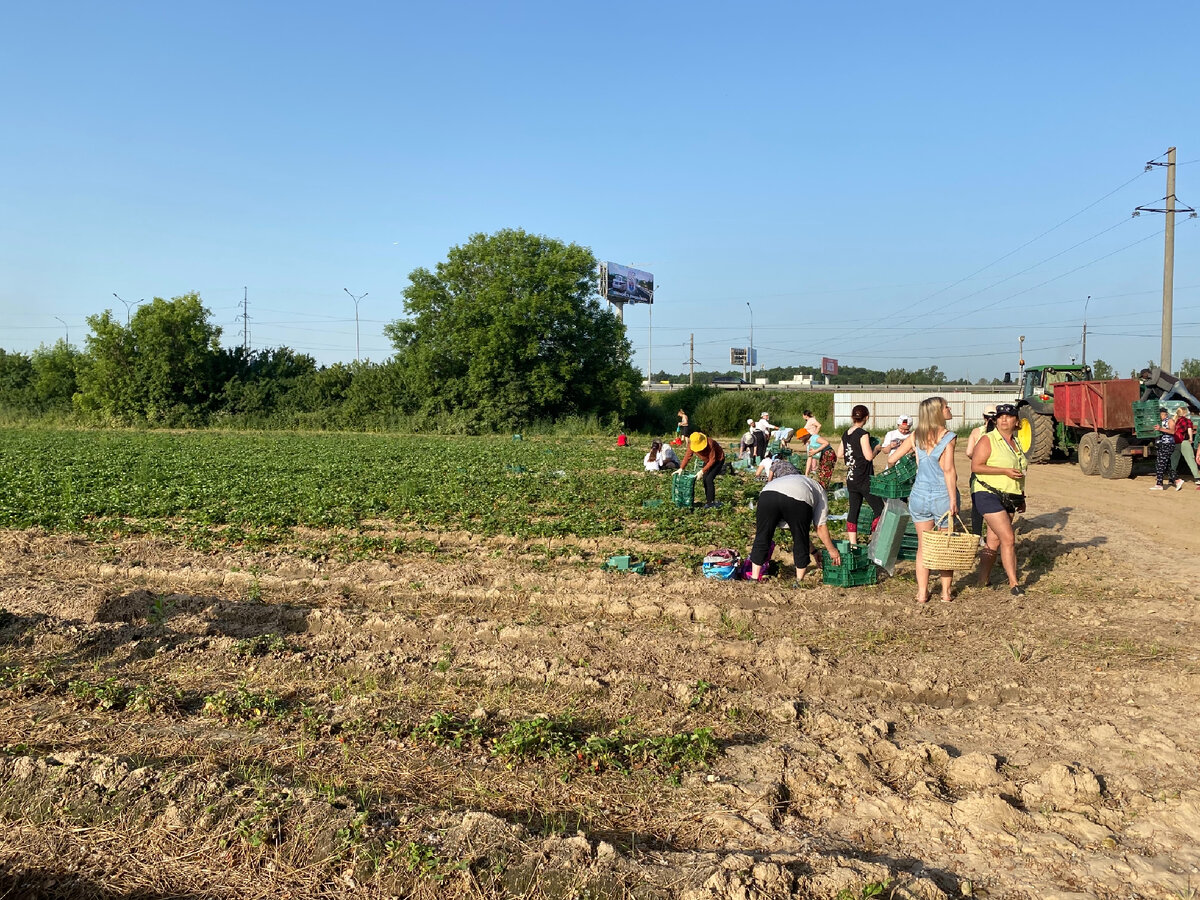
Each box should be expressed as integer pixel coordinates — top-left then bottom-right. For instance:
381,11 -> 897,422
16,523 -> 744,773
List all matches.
994,404 -> 1018,417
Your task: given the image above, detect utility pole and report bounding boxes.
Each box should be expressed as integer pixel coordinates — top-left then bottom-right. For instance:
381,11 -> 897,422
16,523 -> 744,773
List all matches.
344,288 -> 368,361
241,287 -> 250,353
1136,147 -> 1197,374
1081,295 -> 1090,367
746,302 -> 754,383
688,333 -> 696,385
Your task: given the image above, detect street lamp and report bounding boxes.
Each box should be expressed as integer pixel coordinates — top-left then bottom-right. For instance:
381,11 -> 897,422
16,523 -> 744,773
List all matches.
54,316 -> 68,345
113,293 -> 144,325
746,302 -> 754,382
344,288 -> 368,361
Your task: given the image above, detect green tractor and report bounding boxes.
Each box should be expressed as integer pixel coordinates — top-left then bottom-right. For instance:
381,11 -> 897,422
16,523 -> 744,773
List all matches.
1014,363 -> 1093,463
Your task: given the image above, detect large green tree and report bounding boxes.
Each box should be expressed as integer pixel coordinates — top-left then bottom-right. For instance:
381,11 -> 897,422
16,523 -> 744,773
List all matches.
76,293 -> 223,425
385,229 -> 641,429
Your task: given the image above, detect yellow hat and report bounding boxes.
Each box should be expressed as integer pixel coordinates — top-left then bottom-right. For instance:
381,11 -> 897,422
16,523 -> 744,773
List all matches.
689,432 -> 708,452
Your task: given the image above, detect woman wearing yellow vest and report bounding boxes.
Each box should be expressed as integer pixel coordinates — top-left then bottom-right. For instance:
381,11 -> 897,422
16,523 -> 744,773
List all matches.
970,402 -> 1027,596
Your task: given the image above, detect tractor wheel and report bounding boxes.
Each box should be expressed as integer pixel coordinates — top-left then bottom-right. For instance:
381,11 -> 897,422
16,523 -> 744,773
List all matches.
1098,435 -> 1134,480
1019,406 -> 1055,464
1077,432 -> 1101,475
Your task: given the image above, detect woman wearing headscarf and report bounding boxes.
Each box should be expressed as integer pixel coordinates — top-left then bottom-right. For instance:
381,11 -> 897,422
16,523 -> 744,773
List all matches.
971,403 -> 1027,596
679,431 -> 726,508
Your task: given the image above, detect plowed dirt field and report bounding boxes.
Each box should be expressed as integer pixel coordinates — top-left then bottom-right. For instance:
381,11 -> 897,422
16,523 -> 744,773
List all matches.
2,442 -> 1198,900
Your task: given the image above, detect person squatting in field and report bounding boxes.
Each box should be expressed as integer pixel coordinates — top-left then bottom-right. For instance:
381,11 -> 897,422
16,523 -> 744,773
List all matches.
747,472 -> 841,582
643,439 -> 680,472
679,431 -> 726,507
841,404 -> 883,545
888,396 -> 959,604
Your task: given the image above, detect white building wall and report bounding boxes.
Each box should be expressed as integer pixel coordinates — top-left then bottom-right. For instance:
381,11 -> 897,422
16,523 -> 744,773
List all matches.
833,389 -> 1016,429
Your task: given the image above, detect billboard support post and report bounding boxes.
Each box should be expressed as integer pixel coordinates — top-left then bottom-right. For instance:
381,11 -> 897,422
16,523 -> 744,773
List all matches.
648,303 -> 657,388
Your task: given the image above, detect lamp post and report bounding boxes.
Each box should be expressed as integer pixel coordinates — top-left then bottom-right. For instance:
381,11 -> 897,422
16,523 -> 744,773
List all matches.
746,302 -> 754,383
344,288 -> 368,361
113,293 -> 143,325
1018,335 -> 1026,383
54,316 -> 68,346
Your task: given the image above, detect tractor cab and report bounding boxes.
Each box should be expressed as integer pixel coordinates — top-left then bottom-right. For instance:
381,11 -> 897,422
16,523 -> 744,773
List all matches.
1018,364 -> 1093,416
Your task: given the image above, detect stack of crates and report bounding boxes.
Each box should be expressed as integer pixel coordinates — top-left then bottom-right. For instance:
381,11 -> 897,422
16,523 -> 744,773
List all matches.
1133,399 -> 1191,439
869,454 -> 917,499
856,504 -> 876,536
898,521 -> 920,562
671,471 -> 697,509
822,540 -> 878,587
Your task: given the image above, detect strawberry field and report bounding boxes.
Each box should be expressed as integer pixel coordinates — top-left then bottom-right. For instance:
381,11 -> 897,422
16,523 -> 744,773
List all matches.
2,427 -> 1200,900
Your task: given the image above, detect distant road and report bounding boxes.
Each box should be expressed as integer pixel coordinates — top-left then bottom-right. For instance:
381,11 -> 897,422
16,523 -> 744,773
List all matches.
645,382 -> 1015,393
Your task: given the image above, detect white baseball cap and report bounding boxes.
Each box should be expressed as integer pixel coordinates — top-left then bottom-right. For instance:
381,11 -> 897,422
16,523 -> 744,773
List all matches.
897,415 -> 911,425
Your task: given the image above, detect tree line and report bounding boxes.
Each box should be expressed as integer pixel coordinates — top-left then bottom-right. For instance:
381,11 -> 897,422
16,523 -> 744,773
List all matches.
0,230 -> 647,432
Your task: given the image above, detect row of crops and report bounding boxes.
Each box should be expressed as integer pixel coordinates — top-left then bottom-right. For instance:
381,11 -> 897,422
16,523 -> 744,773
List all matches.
0,429 -> 768,548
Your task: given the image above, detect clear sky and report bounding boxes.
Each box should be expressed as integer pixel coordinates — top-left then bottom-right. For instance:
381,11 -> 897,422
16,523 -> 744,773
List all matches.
3,1 -> 1199,381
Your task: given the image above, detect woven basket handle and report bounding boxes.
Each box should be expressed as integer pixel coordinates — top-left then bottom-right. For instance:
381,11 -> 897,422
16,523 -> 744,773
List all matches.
935,512 -> 969,534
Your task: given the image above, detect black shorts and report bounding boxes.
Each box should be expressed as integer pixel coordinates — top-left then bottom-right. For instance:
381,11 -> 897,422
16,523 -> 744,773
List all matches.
972,489 -> 1024,515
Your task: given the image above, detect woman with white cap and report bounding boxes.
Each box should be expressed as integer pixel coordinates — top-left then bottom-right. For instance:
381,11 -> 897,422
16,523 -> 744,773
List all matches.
679,430 -> 726,507
739,419 -> 758,461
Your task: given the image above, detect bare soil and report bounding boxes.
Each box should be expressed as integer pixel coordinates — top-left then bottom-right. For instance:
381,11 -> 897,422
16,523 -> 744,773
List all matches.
2,449 -> 1199,899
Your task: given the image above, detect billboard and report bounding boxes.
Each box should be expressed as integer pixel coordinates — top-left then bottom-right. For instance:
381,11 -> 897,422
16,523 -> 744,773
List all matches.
731,348 -> 757,366
821,357 -> 839,376
601,262 -> 654,304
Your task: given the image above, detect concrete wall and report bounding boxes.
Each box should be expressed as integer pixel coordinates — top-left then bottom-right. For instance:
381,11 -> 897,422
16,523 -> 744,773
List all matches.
833,388 -> 1017,429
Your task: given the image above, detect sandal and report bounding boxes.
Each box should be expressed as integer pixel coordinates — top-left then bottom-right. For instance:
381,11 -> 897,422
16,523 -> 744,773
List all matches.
940,593 -> 955,604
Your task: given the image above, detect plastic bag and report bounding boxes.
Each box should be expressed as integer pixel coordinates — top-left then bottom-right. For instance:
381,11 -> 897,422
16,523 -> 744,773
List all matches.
868,498 -> 911,576
702,548 -> 739,579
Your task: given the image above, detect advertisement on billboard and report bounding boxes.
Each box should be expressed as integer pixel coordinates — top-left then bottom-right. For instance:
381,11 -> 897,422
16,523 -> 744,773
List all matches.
821,357 -> 839,376
601,262 -> 654,304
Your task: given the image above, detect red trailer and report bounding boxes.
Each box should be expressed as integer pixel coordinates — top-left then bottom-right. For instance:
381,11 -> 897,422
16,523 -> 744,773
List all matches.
1053,379 -> 1160,479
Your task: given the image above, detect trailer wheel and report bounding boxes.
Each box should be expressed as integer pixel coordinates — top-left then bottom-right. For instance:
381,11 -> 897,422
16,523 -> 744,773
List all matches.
1078,432 -> 1101,475
1098,435 -> 1134,480
1019,406 -> 1055,464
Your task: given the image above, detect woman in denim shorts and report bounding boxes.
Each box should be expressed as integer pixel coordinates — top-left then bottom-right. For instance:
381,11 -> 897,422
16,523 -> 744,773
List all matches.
887,396 -> 959,603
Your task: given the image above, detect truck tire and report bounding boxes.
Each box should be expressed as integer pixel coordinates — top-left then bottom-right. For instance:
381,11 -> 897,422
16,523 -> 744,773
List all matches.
1077,432 -> 1101,475
1019,406 -> 1055,464
1098,435 -> 1134,480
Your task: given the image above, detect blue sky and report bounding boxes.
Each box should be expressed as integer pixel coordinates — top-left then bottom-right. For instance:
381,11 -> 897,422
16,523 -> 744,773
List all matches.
3,1 -> 1199,381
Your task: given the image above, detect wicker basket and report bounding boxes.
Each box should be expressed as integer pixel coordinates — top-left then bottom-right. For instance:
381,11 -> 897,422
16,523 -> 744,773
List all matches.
920,514 -> 978,570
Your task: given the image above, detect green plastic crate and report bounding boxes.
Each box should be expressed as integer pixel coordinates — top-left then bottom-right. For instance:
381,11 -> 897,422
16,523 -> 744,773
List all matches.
1134,399 -> 1190,439
831,541 -> 874,571
671,471 -> 697,509
822,544 -> 878,586
869,454 -> 917,499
